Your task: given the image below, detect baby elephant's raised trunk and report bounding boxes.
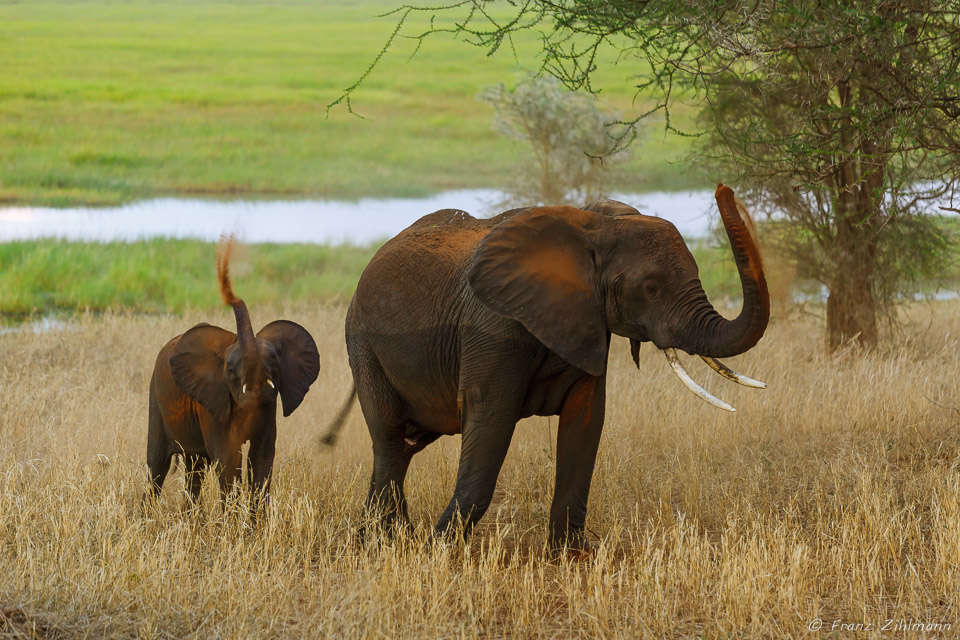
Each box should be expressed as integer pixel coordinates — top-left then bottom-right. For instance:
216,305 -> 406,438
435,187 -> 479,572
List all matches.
218,238 -> 265,390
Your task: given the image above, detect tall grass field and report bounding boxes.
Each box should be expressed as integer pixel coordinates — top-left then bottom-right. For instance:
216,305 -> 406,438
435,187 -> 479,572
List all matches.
1,302 -> 958,638
0,0 -> 699,206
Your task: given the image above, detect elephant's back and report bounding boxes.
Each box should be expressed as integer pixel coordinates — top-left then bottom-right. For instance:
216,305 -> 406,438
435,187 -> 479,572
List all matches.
349,208 -> 516,334
398,208 -> 517,257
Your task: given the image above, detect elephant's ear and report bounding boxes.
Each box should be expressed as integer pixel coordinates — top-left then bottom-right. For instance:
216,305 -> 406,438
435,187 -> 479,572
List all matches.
256,320 -> 320,417
169,323 -> 236,423
468,207 -> 608,376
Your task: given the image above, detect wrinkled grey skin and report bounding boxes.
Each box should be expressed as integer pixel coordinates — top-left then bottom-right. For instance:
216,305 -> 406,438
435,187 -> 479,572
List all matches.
343,187 -> 768,549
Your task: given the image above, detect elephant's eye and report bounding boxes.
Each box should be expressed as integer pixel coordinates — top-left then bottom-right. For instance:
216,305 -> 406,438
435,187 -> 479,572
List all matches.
643,281 -> 659,297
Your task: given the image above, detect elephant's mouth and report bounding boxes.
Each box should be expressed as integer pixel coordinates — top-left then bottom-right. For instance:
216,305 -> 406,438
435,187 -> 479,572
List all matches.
660,348 -> 766,412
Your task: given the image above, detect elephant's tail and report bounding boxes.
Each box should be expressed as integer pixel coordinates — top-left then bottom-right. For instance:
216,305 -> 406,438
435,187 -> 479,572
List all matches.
320,383 -> 356,447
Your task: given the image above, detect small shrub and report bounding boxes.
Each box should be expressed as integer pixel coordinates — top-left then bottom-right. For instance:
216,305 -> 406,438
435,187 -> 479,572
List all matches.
479,75 -> 632,207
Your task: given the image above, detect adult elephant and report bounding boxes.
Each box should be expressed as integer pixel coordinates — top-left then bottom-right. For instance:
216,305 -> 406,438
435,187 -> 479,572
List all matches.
338,184 -> 769,549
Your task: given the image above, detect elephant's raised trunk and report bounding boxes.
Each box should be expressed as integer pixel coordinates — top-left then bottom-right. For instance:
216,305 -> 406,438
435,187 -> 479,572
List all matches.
683,184 -> 770,358
654,185 -> 770,412
217,237 -> 263,386
231,301 -> 260,367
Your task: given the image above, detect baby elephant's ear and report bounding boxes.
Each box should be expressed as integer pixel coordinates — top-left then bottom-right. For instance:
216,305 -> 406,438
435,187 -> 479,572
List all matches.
169,323 -> 236,423
257,320 -> 320,417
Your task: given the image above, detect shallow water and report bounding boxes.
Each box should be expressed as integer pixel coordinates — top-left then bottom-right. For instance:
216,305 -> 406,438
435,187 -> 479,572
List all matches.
0,316 -> 68,335
0,189 -> 717,244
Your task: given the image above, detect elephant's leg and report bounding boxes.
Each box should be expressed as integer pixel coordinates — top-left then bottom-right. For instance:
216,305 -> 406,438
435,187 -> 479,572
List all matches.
184,453 -> 209,503
548,375 -> 606,551
248,428 -> 276,514
211,446 -> 244,501
145,394 -> 173,501
145,455 -> 172,503
367,436 -> 414,529
201,420 -> 244,503
354,354 -> 413,532
433,396 -> 518,541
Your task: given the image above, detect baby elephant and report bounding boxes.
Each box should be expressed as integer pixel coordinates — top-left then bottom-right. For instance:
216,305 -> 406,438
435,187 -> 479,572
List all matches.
146,242 -> 320,505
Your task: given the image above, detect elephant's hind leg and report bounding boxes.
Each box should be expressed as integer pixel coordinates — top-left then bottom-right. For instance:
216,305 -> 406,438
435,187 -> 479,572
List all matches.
145,392 -> 173,500
354,353 -> 415,533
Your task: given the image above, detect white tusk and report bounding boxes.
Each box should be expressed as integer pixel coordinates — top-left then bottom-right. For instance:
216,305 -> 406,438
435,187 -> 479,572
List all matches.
242,383 -> 247,394
699,356 -> 767,389
267,379 -> 275,389
662,348 -> 736,412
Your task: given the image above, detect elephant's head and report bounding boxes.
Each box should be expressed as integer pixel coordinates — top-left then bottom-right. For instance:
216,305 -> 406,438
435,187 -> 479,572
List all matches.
169,243 -> 320,429
468,184 -> 769,410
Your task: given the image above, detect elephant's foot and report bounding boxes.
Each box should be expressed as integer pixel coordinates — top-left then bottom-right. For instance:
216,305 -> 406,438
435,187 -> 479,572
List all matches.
549,527 -> 593,557
427,509 -> 478,551
422,531 -> 448,552
248,498 -> 268,530
554,546 -> 594,562
358,505 -> 412,548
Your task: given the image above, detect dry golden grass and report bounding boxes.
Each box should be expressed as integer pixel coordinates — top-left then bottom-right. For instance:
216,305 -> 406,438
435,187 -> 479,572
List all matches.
1,302 -> 959,638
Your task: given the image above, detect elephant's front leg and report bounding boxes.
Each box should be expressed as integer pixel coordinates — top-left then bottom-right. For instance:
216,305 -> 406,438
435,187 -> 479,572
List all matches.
184,453 -> 209,504
201,420 -> 244,502
247,427 -> 276,513
206,432 -> 244,502
434,395 -> 518,541
215,449 -> 244,498
549,374 -> 606,551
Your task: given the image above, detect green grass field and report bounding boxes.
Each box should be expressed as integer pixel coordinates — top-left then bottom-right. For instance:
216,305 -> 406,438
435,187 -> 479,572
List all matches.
0,0 -> 701,206
0,238 -> 748,317
0,240 -> 377,316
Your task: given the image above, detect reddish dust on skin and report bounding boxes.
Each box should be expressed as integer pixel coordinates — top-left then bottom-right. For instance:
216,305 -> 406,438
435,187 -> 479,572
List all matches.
427,227 -> 489,256
164,393 -> 200,426
715,184 -> 767,292
520,246 -> 590,296
564,378 -> 596,425
734,196 -> 761,258
217,235 -> 241,306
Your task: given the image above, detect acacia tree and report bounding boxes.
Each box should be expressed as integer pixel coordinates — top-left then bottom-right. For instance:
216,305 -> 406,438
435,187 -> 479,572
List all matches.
339,0 -> 960,349
690,2 -> 960,348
